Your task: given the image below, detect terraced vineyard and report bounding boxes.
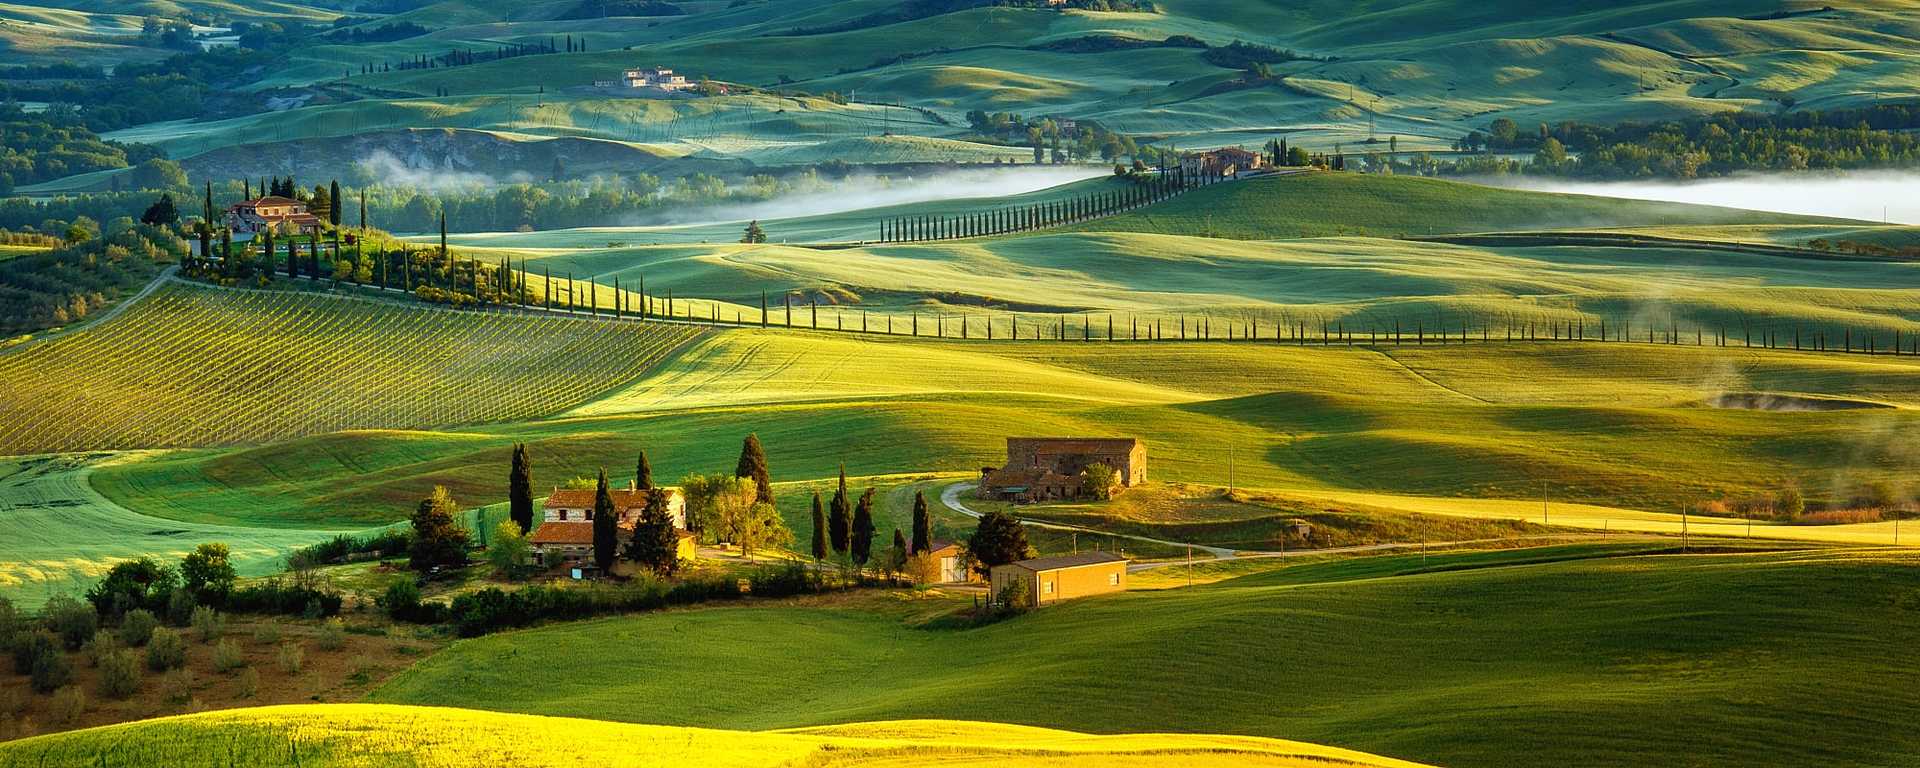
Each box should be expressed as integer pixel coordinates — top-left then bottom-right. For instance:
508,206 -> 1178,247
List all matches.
0,282 -> 707,455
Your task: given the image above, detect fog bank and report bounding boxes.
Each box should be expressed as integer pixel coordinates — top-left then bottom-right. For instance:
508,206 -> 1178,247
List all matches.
1472,171 -> 1920,225
641,166 -> 1110,227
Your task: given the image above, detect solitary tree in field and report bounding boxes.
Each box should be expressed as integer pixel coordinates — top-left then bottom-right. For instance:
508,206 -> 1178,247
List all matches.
509,443 -> 533,534
911,491 -> 932,554
635,449 -> 653,490
965,510 -> 1032,580
829,465 -> 852,554
850,487 -> 876,568
810,491 -> 827,562
592,469 -> 618,571
735,433 -> 773,505
409,485 -> 470,572
741,220 -> 767,244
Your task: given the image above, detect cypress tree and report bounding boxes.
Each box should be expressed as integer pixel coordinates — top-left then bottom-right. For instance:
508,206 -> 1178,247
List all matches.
810,492 -> 827,562
911,490 -> 931,554
592,468 -> 617,571
635,450 -> 653,489
850,487 -> 876,567
509,443 -> 533,534
734,433 -> 773,505
829,465 -> 851,554
328,180 -> 342,226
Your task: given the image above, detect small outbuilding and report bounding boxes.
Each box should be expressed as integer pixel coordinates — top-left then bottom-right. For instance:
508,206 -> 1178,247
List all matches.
989,551 -> 1128,607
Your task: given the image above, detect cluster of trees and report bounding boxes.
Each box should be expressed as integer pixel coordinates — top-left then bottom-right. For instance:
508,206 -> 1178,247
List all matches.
1200,40 -> 1321,71
320,21 -> 430,45
878,166 -> 1195,242
0,104 -> 165,192
559,0 -> 685,19
962,111 -> 1140,164
790,0 -> 1152,36
0,223 -> 184,334
1448,104 -> 1920,179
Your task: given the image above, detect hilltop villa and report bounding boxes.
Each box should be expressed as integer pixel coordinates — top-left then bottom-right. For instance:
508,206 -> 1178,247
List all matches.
528,483 -> 695,568
224,196 -> 323,236
1180,147 -> 1265,178
594,66 -> 695,91
979,437 -> 1146,503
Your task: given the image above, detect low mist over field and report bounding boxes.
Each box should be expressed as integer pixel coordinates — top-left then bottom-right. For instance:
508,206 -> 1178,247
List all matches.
646,165 -> 1108,226
1476,172 -> 1920,224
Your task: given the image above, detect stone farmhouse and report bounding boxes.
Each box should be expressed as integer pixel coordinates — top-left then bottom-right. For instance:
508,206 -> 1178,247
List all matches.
979,437 -> 1146,503
917,540 -> 976,584
594,66 -> 695,91
528,483 -> 694,568
1180,147 -> 1266,178
989,551 -> 1128,607
224,196 -> 323,236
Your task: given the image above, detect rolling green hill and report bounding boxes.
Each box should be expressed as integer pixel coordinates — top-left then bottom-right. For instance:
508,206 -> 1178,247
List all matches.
0,281 -> 706,455
0,705 -> 1432,768
369,545 -> 1920,768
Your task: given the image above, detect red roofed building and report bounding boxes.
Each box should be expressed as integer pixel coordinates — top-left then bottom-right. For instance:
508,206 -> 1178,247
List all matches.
529,483 -> 691,568
224,196 -> 323,236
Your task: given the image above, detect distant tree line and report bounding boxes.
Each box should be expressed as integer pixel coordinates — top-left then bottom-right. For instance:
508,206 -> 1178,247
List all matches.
0,103 -> 166,192
963,111 -> 1140,163
789,0 -> 1154,36
1446,103 -> 1920,179
878,166 -> 1204,243
558,0 -> 685,19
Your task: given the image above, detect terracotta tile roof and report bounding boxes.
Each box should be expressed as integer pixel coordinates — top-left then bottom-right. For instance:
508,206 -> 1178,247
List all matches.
544,487 -> 662,510
528,521 -> 595,545
919,540 -> 961,557
1006,551 -> 1126,572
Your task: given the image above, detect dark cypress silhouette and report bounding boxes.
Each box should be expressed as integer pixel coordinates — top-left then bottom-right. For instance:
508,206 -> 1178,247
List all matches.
635,450 -> 653,489
509,443 -> 533,534
810,492 -> 828,561
735,434 -> 773,505
911,491 -> 932,554
592,469 -> 618,571
829,465 -> 851,554
850,487 -> 876,567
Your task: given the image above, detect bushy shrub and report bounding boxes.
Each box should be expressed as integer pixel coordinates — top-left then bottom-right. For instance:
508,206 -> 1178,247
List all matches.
190,606 -> 224,643
378,579 -> 443,623
117,608 -> 159,647
227,581 -> 341,617
98,649 -> 141,699
144,627 -> 186,671
237,667 -> 259,699
11,629 -> 57,675
211,639 -> 246,673
42,595 -> 98,650
29,640 -> 72,693
0,596 -> 18,646
276,643 -> 304,675
48,686 -> 85,725
165,587 -> 197,627
82,630 -> 118,667
315,619 -> 346,652
158,669 -> 195,705
251,623 -> 281,646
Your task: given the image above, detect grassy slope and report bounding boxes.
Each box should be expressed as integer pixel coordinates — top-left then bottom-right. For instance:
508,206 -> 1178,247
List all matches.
0,454 -> 354,608
0,705 -> 1430,768
1072,172 -> 1853,239
370,546 -> 1920,768
88,331 -> 1920,530
0,282 -> 706,455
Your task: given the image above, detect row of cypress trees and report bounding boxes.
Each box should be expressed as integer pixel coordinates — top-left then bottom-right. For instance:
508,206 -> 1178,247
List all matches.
807,466 -> 935,573
877,168 -> 1205,243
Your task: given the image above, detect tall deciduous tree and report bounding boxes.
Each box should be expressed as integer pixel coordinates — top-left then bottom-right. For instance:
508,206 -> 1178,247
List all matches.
735,434 -> 773,505
409,485 -> 470,572
965,510 -> 1032,580
829,465 -> 851,554
591,469 -> 618,572
738,502 -> 792,560
810,491 -> 827,561
509,443 -> 533,534
911,491 -> 932,554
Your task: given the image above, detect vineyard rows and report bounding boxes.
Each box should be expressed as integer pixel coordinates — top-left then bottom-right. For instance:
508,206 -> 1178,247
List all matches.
0,283 -> 706,455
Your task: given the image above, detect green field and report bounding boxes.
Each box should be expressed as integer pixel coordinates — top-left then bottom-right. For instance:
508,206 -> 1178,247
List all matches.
0,705 -> 1430,768
0,281 -> 705,455
83,327 -> 1920,533
0,453 -> 353,608
369,545 -> 1920,768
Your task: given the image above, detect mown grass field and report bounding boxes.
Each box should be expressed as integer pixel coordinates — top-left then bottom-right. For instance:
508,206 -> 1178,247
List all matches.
369,545 -> 1920,768
0,281 -> 705,455
0,454 -> 354,608
85,328 -> 1920,532
0,705 -> 1430,768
